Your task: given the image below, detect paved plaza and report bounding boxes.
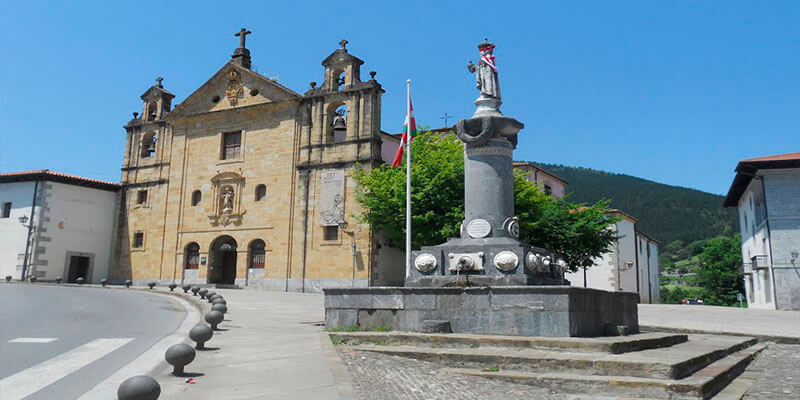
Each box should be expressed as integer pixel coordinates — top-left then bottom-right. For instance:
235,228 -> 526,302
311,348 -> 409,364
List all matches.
148,290 -> 800,399
639,304 -> 800,342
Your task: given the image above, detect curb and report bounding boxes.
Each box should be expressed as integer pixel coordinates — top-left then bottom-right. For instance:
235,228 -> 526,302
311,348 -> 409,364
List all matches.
640,325 -> 800,344
319,332 -> 357,400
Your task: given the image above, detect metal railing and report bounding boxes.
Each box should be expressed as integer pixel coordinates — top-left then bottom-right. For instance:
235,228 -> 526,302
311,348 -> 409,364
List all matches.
751,255 -> 770,270
741,262 -> 753,275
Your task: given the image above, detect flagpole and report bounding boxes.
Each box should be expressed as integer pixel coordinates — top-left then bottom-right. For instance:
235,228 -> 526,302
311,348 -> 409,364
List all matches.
405,79 -> 412,279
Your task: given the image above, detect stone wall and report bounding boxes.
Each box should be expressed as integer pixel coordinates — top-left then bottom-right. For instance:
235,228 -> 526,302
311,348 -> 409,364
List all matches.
325,286 -> 639,337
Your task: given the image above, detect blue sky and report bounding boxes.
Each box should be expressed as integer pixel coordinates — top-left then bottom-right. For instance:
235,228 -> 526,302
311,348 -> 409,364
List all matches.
1,1 -> 797,195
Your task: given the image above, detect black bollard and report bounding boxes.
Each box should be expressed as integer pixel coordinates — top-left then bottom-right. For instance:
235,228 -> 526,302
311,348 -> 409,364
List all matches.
5,275 -> 11,282
189,324 -> 214,350
182,284 -> 191,293
211,303 -> 228,314
148,282 -> 156,289
207,294 -> 222,303
205,310 -> 224,330
101,278 -> 108,287
211,298 -> 227,306
124,279 -> 132,288
56,277 -> 63,284
76,277 -> 85,285
165,343 -> 196,376
168,283 -> 177,292
30,276 -> 37,282
190,286 -> 200,296
205,291 -> 217,301
117,375 -> 160,400
198,288 -> 208,299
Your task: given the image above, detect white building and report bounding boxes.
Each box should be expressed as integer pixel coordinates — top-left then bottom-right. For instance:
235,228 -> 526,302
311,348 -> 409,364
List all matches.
0,170 -> 119,283
513,162 -> 568,198
566,209 -> 660,303
724,152 -> 800,310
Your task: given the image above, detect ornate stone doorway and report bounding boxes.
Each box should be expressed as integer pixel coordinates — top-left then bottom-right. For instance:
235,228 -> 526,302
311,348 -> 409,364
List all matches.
209,235 -> 237,284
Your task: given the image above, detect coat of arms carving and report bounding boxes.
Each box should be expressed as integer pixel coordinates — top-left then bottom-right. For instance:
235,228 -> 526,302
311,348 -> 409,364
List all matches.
226,70 -> 243,106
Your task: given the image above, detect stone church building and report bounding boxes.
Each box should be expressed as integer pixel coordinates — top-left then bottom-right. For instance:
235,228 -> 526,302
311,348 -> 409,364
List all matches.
111,33 -> 403,291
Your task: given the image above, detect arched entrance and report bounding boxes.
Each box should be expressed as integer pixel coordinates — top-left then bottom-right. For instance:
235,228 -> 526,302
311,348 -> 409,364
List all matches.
209,235 -> 237,284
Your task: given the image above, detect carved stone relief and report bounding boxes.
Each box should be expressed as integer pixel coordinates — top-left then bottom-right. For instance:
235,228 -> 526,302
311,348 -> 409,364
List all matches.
319,169 -> 345,226
226,69 -> 243,106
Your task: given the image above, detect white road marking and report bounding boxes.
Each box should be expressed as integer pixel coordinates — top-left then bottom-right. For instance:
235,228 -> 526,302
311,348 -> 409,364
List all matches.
78,294 -> 200,400
0,337 -> 134,400
8,337 -> 58,343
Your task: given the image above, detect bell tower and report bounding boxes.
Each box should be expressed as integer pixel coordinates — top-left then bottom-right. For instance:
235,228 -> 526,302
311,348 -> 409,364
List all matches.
123,77 -> 175,170
141,77 -> 174,122
289,40 -> 385,291
299,39 -> 384,165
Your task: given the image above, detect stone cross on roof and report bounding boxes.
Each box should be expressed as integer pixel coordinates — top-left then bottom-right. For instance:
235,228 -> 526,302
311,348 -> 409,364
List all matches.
235,28 -> 252,49
156,77 -> 163,87
339,39 -> 348,50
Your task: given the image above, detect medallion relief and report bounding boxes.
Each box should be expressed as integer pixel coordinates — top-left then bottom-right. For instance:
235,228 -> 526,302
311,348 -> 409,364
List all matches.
226,69 -> 243,106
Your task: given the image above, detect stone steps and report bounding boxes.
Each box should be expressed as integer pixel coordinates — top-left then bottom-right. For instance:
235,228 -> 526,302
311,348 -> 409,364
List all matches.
329,331 -> 688,354
442,343 -> 767,400
349,334 -> 755,380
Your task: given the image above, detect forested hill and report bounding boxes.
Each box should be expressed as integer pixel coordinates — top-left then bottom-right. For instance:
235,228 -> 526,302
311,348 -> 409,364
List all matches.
533,163 -> 738,245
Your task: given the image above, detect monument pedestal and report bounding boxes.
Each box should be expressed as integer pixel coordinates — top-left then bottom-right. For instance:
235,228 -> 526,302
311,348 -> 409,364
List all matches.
324,286 -> 639,337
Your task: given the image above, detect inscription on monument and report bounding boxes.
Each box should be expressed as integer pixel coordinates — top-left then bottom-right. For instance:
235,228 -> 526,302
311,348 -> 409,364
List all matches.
319,169 -> 345,226
466,219 -> 492,238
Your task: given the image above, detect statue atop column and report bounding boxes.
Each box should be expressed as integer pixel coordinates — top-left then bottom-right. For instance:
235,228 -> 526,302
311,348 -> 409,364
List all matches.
467,39 -> 500,100
467,39 -> 503,117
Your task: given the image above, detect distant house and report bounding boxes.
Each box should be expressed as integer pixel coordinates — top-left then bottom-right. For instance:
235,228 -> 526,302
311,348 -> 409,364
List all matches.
0,170 -> 120,283
512,161 -> 568,198
724,152 -> 800,310
565,209 -> 661,303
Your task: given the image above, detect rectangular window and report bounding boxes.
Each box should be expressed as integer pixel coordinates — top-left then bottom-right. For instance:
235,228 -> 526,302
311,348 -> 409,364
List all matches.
323,226 -> 339,241
222,131 -> 242,160
1,202 -> 10,218
136,190 -> 148,205
133,232 -> 144,248
544,184 -> 552,196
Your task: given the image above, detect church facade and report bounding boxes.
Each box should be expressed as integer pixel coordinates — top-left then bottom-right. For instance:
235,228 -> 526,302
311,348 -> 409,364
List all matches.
110,34 -> 404,291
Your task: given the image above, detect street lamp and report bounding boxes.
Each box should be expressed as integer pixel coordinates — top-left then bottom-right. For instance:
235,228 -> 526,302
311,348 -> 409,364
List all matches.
18,214 -> 36,281
338,221 -> 358,287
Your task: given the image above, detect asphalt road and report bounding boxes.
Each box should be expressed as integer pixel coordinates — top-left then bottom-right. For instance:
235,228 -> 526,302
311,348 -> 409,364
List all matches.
0,284 -> 186,400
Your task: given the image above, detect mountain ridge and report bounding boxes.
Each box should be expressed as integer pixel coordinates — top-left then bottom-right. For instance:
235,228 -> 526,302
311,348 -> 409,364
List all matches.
531,163 -> 738,245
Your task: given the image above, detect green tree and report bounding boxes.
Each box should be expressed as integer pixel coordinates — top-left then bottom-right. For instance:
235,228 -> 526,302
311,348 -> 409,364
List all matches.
696,235 -> 743,306
353,131 -> 618,272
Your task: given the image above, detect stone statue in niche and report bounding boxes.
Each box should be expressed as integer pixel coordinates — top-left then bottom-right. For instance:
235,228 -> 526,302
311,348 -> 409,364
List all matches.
467,39 -> 500,100
220,187 -> 234,214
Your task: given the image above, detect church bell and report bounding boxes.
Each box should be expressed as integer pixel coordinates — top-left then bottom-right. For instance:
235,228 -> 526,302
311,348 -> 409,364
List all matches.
332,113 -> 347,133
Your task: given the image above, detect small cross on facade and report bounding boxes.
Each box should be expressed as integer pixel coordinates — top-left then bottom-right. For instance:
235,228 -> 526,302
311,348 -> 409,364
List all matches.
156,77 -> 163,87
235,28 -> 252,49
339,39 -> 348,50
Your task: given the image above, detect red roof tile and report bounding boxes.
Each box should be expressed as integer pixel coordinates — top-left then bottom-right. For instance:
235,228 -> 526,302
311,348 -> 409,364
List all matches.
0,169 -> 120,191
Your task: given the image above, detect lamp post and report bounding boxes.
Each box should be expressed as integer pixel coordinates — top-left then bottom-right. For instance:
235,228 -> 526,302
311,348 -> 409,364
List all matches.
18,214 -> 36,282
338,221 -> 357,287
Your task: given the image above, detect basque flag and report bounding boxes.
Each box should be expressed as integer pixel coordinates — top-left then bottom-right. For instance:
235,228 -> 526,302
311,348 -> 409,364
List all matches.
391,100 -> 417,168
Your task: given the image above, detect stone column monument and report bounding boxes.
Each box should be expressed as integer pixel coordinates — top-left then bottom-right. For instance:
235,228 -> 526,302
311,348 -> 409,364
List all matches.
409,40 -> 567,287
323,41 -> 639,338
